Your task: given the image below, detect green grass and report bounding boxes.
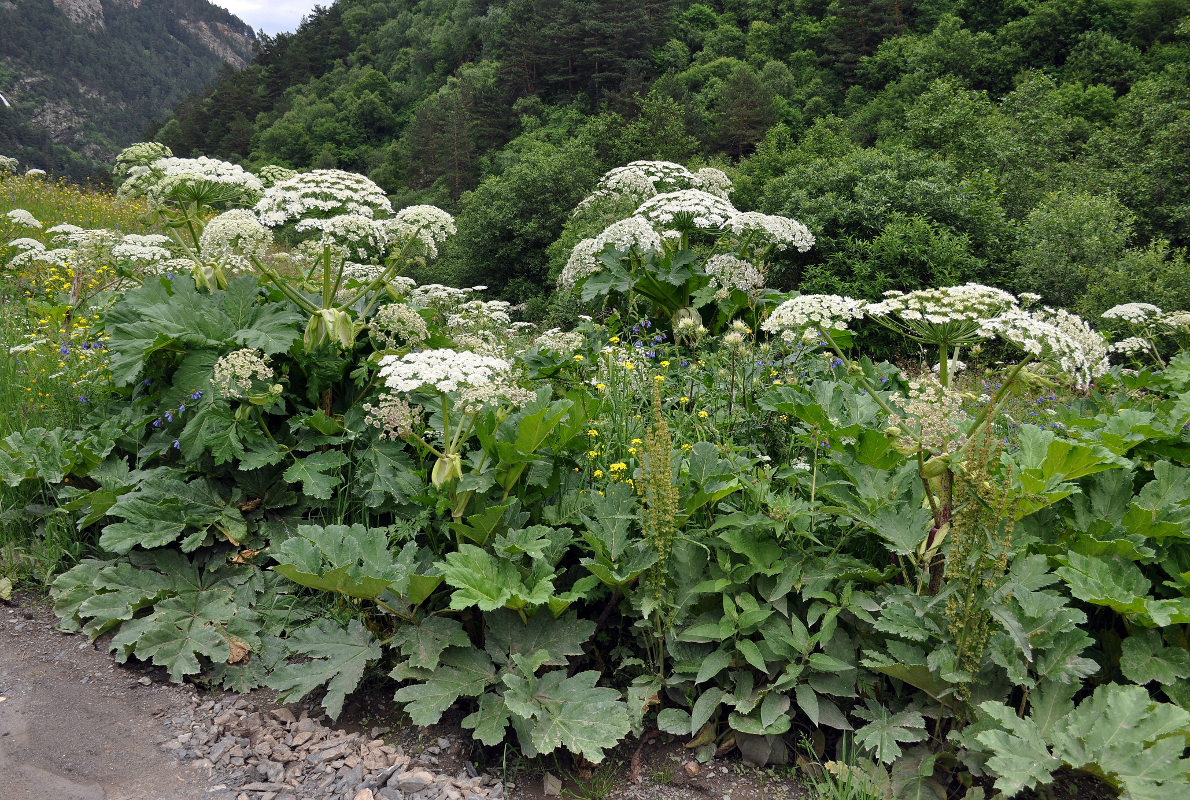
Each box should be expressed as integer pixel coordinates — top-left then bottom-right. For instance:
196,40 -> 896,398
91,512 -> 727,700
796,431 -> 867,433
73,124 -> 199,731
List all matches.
0,173 -> 153,591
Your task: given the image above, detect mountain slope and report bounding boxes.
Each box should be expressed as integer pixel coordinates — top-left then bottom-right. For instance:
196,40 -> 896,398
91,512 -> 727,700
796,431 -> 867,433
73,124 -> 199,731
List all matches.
141,1 -> 1190,320
0,0 -> 256,179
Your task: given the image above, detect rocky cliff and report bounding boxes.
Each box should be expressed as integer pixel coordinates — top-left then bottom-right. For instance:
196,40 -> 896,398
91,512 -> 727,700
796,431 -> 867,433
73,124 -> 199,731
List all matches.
0,0 -> 257,178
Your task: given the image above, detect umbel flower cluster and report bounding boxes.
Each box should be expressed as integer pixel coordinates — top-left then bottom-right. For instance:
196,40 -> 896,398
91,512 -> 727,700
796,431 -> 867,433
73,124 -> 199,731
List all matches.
761,286 -> 1121,389
213,348 -> 275,399
378,349 -> 533,414
378,349 -> 515,394
763,294 -> 867,337
382,205 -> 458,259
199,210 -> 273,272
573,160 -> 734,213
371,304 -> 429,349
559,160 -> 814,295
635,189 -> 738,230
122,156 -> 265,207
254,169 -> 393,226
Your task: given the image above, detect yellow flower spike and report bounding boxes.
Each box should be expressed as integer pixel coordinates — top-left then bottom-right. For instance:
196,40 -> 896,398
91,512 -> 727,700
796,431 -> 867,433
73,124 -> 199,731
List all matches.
681,443 -> 693,452
573,354 -> 584,362
628,447 -> 637,455
595,383 -> 607,391
680,396 -> 689,403
660,360 -> 670,368
609,336 -> 620,344
631,438 -> 642,445
698,410 -> 709,419
594,470 -> 604,479
587,429 -> 599,437
653,375 -> 665,383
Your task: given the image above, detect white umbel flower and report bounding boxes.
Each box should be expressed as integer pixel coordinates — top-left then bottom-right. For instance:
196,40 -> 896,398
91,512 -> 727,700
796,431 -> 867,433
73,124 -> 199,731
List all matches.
593,216 -> 664,256
1102,303 -> 1163,324
692,167 -> 733,199
200,209 -> 272,272
635,189 -> 738,230
727,211 -> 815,253
978,309 -> 1092,388
139,157 -> 264,206
1032,307 -> 1110,378
866,283 -> 1018,325
378,348 -> 514,394
762,294 -> 866,340
1109,336 -> 1150,356
295,213 -> 386,262
5,209 -> 41,229
705,254 -> 765,293
213,349 -> 274,399
254,169 -> 393,227
558,238 -> 603,290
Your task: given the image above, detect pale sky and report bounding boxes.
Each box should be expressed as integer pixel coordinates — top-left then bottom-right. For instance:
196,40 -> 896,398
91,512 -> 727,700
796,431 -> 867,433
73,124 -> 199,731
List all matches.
211,0 -> 323,36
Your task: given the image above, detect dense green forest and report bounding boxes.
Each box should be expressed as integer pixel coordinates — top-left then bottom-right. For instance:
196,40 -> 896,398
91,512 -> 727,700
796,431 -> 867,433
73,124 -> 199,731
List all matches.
154,0 -> 1190,317
0,0 -> 256,179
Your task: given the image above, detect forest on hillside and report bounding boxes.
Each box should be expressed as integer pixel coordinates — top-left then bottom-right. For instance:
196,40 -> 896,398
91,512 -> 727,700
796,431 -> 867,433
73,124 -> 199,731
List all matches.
153,0 -> 1190,319
0,0 -> 256,179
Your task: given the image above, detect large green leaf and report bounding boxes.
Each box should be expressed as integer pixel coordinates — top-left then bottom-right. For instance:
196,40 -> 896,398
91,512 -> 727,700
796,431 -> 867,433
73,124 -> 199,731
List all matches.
282,451 -> 347,500
484,609 -> 594,668
98,476 -> 244,554
501,669 -> 630,763
392,616 -> 471,671
853,700 -> 927,765
392,647 -> 497,724
268,618 -> 382,719
358,440 -> 422,507
1120,630 -> 1190,685
271,523 -> 416,600
975,702 -> 1062,797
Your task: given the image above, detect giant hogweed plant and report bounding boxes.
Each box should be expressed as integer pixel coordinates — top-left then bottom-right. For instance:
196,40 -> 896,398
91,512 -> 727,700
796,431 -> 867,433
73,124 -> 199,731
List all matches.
557,162 -> 813,334
4,151 -> 1190,791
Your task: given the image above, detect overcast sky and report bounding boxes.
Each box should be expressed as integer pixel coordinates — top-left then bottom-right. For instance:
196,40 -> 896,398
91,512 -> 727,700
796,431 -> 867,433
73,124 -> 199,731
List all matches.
211,0 -> 322,36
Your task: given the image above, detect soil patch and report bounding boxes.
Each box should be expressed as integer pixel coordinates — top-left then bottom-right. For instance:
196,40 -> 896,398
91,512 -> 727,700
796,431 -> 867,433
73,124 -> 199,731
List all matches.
1,594 -> 809,800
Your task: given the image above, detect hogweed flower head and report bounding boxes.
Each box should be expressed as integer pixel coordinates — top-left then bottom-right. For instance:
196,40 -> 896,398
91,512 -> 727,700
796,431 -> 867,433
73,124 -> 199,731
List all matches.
558,238 -> 602,290
371,303 -> 429,348
199,210 -> 272,272
866,283 -> 1018,347
255,164 -> 297,187
135,156 -> 264,207
1102,303 -> 1163,325
363,393 -> 420,440
704,254 -> 765,295
254,169 -> 393,227
726,211 -> 815,253
6,209 -> 41,229
593,216 -> 664,256
534,328 -> 585,353
692,167 -> 733,199
889,376 -> 966,455
295,213 -> 386,262
762,294 -> 866,341
113,142 -> 172,179
635,189 -> 737,231
213,348 -> 276,400
977,309 -> 1092,388
378,348 -> 514,395
1109,336 -> 1150,356
1031,307 -> 1109,378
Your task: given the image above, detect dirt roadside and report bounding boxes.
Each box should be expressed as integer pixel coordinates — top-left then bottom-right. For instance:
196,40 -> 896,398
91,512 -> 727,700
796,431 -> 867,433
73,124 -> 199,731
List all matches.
0,597 -> 226,800
1,594 -> 807,800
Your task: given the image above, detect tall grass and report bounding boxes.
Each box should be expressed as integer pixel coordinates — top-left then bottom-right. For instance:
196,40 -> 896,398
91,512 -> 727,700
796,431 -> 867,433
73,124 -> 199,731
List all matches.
0,172 -> 151,588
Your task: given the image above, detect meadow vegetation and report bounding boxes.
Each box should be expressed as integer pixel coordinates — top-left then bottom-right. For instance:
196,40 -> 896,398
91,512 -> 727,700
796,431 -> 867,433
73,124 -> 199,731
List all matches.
1,147 -> 1189,800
